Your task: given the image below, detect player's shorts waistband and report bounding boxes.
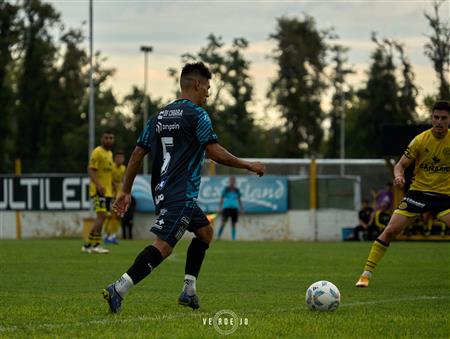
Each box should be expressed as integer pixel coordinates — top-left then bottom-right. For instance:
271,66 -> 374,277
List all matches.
418,191 -> 450,198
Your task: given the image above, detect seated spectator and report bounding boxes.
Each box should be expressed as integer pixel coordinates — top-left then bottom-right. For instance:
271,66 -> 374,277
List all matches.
371,182 -> 394,210
368,201 -> 391,240
348,199 -> 373,241
422,211 -> 447,236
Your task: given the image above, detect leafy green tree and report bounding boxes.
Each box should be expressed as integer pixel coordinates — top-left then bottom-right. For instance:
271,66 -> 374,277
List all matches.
112,86 -> 163,157
347,35 -> 418,157
323,44 -> 354,158
169,34 -> 257,156
268,16 -> 330,157
1,0 -> 163,173
14,0 -> 61,172
424,0 -> 450,99
42,28 -> 88,172
0,1 -> 21,172
394,42 -> 418,121
218,38 -> 255,155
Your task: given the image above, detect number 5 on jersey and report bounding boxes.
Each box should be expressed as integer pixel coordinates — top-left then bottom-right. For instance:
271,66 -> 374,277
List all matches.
161,137 -> 174,175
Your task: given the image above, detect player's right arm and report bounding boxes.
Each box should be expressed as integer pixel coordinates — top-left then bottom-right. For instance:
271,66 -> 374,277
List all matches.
88,168 -> 104,196
206,143 -> 265,176
115,118 -> 154,216
393,155 -> 414,189
114,146 -> 148,216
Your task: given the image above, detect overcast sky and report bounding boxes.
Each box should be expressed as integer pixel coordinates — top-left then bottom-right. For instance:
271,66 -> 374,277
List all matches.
49,0 -> 449,121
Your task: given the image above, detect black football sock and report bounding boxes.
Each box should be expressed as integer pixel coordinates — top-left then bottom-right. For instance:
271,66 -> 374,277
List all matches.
185,237 -> 209,279
126,245 -> 163,284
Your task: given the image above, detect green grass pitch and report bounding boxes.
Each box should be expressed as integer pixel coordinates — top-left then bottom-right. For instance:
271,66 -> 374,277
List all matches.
0,239 -> 449,338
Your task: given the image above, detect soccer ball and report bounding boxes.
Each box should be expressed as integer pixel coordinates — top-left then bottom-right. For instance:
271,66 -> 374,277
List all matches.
305,280 -> 340,312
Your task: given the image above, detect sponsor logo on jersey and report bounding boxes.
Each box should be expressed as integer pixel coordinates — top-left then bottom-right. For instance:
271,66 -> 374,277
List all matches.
398,202 -> 407,210
404,197 -> 425,208
155,194 -> 165,205
153,218 -> 165,230
155,179 -> 167,192
157,109 -> 183,119
156,121 -> 180,133
162,122 -> 180,132
156,122 -> 162,133
419,162 -> 450,173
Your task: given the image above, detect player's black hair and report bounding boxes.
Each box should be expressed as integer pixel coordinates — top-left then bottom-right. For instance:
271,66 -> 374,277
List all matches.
114,150 -> 124,156
180,62 -> 211,88
102,129 -> 114,135
432,100 -> 450,113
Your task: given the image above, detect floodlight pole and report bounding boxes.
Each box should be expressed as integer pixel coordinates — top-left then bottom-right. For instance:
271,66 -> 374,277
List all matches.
88,0 -> 95,159
140,45 -> 153,175
339,85 -> 346,176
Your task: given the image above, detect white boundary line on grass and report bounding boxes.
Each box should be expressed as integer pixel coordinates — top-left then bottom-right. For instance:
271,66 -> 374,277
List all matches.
0,295 -> 448,333
340,295 -> 449,308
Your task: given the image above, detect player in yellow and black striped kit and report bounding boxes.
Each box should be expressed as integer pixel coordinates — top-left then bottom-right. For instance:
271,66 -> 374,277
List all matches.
356,100 -> 450,287
82,131 -> 114,254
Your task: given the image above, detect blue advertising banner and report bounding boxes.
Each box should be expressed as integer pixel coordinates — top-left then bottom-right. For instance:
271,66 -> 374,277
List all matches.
0,175 -> 288,213
198,176 -> 288,213
131,175 -> 288,213
131,175 -> 154,212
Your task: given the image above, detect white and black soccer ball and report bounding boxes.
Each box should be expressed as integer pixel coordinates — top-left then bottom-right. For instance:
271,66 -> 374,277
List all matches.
305,280 -> 340,312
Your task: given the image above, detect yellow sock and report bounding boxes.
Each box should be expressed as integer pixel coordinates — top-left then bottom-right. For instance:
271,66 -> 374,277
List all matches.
363,239 -> 389,274
109,216 -> 121,235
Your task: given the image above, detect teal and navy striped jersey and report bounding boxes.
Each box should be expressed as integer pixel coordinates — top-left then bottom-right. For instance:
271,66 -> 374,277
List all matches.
137,99 -> 218,211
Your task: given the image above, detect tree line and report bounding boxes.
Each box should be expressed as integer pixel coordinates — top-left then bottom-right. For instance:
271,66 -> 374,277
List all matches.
0,0 -> 449,173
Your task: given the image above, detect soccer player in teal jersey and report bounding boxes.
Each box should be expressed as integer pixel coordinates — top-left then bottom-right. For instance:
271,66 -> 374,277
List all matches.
102,62 -> 265,313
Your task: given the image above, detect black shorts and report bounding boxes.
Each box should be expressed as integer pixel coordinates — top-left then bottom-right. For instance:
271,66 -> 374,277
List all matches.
222,208 -> 239,224
150,203 -> 210,247
395,190 -> 450,219
91,195 -> 112,213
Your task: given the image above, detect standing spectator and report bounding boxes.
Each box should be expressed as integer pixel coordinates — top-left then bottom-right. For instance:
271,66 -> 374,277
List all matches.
217,176 -> 244,241
422,211 -> 447,236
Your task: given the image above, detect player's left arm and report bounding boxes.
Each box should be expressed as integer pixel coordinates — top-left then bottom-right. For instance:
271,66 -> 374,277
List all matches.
206,143 -> 265,176
196,110 -> 265,176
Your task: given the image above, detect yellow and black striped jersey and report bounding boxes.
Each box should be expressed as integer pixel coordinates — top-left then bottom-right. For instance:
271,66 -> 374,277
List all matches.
404,129 -> 450,196
89,146 -> 113,197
